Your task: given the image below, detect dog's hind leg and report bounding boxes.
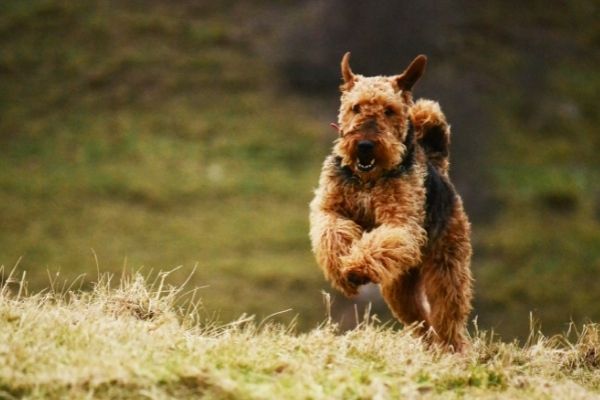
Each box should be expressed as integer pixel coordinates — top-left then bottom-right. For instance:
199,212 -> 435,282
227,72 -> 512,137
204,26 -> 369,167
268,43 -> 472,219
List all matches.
380,268 -> 431,335
420,232 -> 473,352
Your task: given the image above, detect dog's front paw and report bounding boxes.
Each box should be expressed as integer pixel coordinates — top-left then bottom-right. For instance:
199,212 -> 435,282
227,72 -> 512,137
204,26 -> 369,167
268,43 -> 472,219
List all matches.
336,270 -> 367,299
340,263 -> 380,295
345,269 -> 372,287
341,251 -> 381,284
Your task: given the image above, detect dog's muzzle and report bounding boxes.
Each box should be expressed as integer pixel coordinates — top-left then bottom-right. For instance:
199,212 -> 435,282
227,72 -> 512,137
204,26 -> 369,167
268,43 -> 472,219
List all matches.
356,140 -> 376,172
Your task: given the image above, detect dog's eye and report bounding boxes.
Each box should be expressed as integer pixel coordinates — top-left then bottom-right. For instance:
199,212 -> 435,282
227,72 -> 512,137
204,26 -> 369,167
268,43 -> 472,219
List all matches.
352,104 -> 361,114
385,107 -> 395,117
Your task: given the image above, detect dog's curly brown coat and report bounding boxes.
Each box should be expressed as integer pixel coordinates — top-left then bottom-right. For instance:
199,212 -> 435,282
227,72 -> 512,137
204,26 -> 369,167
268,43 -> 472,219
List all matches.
309,53 -> 473,351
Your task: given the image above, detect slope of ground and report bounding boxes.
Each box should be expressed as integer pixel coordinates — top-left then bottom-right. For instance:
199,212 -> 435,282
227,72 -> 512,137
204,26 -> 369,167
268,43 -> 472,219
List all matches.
1,0 -> 599,338
0,1 -> 328,327
1,273 -> 599,399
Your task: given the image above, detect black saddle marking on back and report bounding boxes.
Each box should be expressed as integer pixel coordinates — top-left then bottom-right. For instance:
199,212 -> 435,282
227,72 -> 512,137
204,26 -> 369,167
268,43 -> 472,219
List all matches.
424,162 -> 456,241
418,124 -> 449,158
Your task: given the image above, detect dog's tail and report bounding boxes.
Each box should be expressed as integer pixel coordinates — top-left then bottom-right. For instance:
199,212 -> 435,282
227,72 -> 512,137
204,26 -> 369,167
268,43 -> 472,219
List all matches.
409,99 -> 451,175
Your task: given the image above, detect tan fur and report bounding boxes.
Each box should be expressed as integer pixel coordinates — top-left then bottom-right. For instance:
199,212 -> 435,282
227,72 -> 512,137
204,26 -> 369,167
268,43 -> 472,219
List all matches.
309,53 -> 473,352
410,99 -> 451,174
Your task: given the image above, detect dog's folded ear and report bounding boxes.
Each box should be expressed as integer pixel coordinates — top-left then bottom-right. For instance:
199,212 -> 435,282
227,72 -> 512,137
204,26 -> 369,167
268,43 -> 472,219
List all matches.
340,52 -> 356,91
394,55 -> 428,91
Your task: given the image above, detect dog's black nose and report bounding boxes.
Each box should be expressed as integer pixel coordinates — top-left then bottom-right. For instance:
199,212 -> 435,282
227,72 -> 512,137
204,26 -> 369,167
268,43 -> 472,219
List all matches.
357,140 -> 374,153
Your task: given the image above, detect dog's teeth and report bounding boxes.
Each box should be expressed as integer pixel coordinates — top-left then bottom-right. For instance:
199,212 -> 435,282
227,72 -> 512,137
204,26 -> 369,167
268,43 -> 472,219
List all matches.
358,160 -> 374,168
357,159 -> 376,170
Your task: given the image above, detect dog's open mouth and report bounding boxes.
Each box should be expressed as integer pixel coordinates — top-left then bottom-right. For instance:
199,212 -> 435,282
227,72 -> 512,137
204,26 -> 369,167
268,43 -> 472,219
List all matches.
357,157 -> 376,172
355,139 -> 376,172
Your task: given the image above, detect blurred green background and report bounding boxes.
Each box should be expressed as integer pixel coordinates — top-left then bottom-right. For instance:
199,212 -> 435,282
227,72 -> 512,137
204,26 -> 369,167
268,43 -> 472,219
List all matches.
1,0 -> 598,339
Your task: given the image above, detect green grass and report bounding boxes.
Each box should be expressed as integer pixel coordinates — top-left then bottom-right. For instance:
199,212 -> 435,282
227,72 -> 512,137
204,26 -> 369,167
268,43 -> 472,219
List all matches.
0,91 -> 328,325
1,272 -> 599,399
0,1 -> 332,328
463,1 -> 600,338
1,0 -> 599,338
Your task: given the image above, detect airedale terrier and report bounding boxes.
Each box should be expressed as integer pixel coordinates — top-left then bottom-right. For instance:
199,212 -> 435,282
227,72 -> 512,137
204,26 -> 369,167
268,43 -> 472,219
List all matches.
309,52 -> 473,351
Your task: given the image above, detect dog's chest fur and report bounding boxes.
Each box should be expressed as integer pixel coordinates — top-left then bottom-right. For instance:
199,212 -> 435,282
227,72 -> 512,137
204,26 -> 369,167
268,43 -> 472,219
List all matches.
326,154 -> 445,238
336,174 -> 423,232
350,190 -> 376,231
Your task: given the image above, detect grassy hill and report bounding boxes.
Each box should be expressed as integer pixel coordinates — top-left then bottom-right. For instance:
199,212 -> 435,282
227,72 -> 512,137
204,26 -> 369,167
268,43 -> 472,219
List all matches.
0,1 -> 329,327
1,273 -> 599,399
1,0 -> 599,338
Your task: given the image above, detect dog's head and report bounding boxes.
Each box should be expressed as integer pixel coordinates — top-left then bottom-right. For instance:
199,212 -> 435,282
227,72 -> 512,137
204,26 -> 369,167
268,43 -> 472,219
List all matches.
333,52 -> 427,176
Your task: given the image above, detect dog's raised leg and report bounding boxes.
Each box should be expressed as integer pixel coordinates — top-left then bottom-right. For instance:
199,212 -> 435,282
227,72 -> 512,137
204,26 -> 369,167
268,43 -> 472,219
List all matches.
340,224 -> 424,283
309,207 -> 365,296
340,193 -> 428,285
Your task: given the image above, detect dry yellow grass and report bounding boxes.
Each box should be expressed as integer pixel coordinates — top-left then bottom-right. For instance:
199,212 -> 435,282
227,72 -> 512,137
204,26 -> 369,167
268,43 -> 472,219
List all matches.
0,268 -> 599,399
